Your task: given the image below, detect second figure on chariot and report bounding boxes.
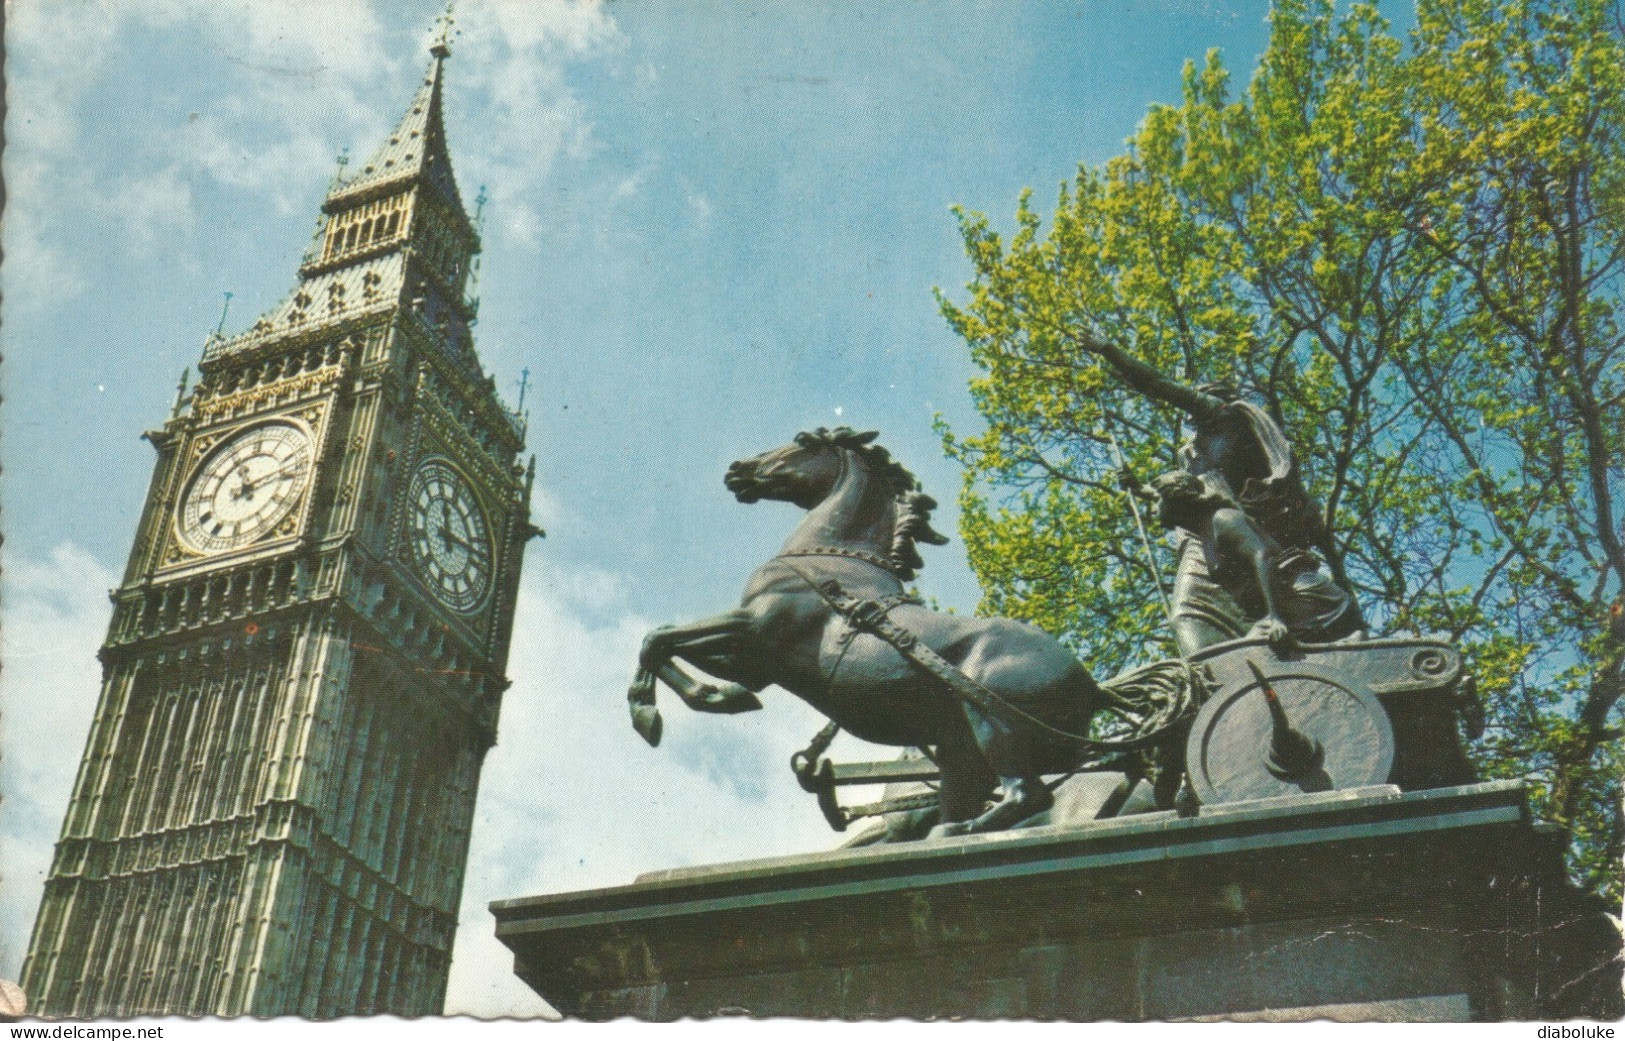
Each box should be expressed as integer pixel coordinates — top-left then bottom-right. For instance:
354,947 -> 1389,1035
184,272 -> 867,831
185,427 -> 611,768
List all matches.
1122,466 -> 1364,657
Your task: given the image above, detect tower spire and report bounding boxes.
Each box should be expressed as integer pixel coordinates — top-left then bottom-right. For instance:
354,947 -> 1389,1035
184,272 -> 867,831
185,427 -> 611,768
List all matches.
325,25 -> 465,217
432,2 -> 456,58
215,19 -> 480,355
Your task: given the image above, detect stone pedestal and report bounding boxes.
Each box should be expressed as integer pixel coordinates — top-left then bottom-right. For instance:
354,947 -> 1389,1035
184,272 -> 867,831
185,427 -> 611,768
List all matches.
491,781 -> 1622,1020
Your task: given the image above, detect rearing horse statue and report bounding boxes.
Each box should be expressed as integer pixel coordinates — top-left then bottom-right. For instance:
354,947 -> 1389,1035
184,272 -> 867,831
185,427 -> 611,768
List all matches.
629,426 -> 1108,836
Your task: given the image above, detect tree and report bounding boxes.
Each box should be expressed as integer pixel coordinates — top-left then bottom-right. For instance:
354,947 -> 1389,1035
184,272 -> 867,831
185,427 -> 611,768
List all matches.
939,0 -> 1624,897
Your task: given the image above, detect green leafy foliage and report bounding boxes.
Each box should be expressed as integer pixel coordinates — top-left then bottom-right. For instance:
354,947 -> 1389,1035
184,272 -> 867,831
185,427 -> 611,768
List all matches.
940,0 -> 1624,898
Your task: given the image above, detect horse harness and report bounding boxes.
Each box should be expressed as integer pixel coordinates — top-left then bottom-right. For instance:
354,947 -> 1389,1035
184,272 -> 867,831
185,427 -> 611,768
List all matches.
776,551 -> 1103,748
777,548 -> 1206,829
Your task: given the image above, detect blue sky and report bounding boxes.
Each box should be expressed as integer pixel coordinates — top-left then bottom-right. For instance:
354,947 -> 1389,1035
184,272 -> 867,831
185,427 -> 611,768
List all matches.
1,0 -> 1275,1017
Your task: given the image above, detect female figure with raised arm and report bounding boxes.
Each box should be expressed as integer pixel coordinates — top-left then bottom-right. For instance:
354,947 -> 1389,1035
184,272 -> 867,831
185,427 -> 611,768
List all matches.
1082,334 -> 1360,653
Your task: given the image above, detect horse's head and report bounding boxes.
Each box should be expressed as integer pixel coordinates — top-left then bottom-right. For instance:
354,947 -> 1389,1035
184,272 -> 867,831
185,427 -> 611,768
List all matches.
726,426 -> 950,578
724,427 -> 876,508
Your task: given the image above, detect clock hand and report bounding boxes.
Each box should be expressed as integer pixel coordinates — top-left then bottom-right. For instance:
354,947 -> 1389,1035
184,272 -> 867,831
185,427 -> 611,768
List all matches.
236,460 -> 305,500
223,462 -> 254,500
437,525 -> 475,552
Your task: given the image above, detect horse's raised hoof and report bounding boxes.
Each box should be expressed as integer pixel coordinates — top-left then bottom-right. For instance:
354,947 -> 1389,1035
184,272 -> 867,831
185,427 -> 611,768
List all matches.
695,682 -> 764,714
630,704 -> 664,747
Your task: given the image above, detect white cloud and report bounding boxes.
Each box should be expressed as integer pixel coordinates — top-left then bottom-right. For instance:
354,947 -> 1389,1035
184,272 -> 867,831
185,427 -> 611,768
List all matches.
444,551 -> 854,1017
4,1 -> 396,309
0,543 -> 863,1012
1,159 -> 89,308
134,0 -> 400,212
520,483 -> 565,535
195,0 -> 391,75
105,167 -> 200,258
434,1 -> 626,249
476,0 -> 621,56
0,545 -> 117,979
2,1 -> 133,310
5,0 -> 628,306
4,2 -> 127,157
6,0 -> 627,305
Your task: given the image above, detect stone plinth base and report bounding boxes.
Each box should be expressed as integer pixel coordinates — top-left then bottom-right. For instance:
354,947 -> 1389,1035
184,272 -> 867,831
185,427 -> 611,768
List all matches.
491,782 -> 1622,1020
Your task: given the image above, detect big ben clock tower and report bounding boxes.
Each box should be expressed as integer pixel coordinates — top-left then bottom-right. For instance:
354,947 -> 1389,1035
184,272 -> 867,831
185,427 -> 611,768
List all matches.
21,38 -> 538,1017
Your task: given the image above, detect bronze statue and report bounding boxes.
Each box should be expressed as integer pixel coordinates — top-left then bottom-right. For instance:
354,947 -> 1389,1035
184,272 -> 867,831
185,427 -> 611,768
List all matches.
1078,335 -> 1361,654
628,427 -> 1111,837
1144,470 -> 1363,652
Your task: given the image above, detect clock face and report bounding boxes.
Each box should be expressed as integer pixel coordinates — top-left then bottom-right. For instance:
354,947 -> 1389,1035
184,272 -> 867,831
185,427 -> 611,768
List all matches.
407,459 -> 492,612
178,422 -> 314,554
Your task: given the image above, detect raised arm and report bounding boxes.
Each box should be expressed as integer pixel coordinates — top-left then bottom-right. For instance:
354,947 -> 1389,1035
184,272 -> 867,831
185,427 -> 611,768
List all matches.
1075,330 -> 1227,426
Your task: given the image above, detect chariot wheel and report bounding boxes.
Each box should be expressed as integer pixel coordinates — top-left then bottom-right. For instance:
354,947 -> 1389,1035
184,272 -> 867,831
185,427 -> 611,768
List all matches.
1184,656 -> 1395,806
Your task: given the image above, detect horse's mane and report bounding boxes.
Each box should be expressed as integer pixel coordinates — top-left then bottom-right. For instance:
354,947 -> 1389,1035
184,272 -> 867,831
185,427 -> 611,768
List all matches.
794,426 -> 950,579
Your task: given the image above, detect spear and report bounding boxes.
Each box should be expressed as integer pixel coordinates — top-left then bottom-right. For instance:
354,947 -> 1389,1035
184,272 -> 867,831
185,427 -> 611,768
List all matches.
1101,410 -> 1176,633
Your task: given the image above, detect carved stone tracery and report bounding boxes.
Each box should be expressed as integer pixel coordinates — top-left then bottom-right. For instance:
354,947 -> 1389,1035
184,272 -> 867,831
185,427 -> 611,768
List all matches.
24,43 -> 537,1018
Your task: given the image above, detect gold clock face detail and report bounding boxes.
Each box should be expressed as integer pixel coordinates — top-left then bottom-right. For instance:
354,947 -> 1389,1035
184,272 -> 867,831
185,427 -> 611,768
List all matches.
407,459 -> 492,612
178,422 -> 314,554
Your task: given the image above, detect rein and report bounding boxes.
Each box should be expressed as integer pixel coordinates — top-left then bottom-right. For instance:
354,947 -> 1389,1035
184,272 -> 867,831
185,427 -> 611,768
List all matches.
776,553 -> 920,692
780,563 -> 1104,748
777,555 -> 1195,754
